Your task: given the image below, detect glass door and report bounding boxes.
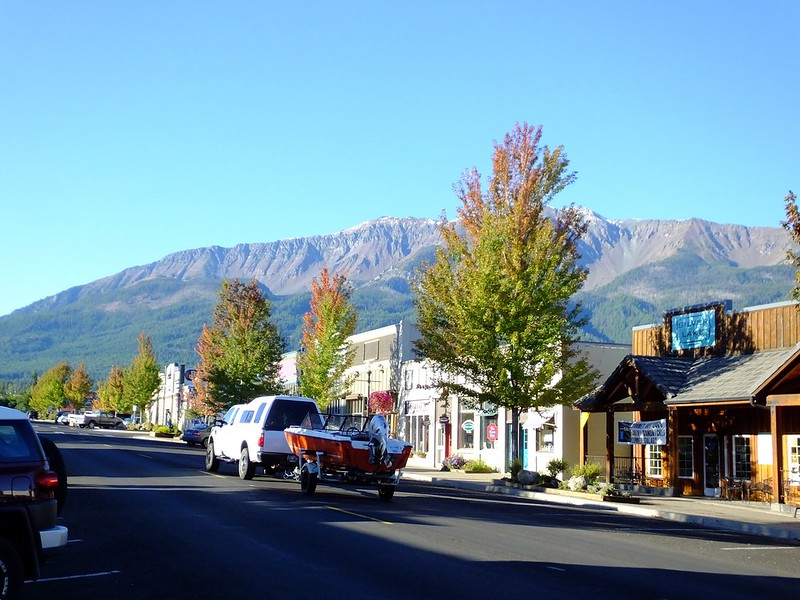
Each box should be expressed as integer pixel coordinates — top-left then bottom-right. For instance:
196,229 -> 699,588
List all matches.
703,434 -> 721,497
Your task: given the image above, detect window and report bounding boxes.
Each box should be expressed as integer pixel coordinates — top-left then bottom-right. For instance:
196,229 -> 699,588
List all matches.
240,410 -> 255,424
458,409 -> 474,449
646,445 -> 663,478
678,436 -> 694,479
788,436 -> 800,484
733,436 -> 752,479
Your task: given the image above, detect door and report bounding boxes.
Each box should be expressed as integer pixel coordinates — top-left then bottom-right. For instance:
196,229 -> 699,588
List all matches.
703,434 -> 721,497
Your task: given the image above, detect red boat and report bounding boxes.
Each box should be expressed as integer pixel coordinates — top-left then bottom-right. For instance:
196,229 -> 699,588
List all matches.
284,413 -> 412,501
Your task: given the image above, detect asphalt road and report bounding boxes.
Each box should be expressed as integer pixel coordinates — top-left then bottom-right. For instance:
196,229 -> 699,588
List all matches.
26,422 -> 800,600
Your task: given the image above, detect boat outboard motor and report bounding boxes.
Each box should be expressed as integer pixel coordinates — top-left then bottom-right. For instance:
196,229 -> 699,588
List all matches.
367,414 -> 391,467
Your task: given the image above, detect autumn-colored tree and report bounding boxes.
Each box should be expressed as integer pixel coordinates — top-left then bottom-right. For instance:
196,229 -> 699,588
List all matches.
30,363 -> 72,415
65,363 -> 93,412
296,268 -> 357,410
97,366 -> 126,415
781,191 -> 800,301
122,333 -> 161,417
412,123 -> 598,463
195,279 -> 285,415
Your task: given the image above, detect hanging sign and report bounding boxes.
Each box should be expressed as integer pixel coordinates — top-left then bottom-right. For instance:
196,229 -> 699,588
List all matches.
618,419 -> 667,445
486,422 -> 499,442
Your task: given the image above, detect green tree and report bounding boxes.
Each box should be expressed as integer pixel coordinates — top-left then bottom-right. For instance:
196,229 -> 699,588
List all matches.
97,366 -> 126,415
64,363 -> 93,413
122,333 -> 161,417
195,279 -> 286,415
781,190 -> 800,300
412,123 -> 598,463
297,268 -> 357,410
30,363 -> 72,415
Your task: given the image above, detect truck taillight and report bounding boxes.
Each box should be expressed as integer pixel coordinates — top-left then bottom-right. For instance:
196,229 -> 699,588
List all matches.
258,433 -> 264,447
36,469 -> 60,491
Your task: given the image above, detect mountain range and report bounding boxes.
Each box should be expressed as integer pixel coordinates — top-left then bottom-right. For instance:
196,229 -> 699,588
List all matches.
0,210 -> 794,386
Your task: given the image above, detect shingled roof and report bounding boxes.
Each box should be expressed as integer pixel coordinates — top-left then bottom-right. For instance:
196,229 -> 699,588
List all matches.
576,345 -> 800,411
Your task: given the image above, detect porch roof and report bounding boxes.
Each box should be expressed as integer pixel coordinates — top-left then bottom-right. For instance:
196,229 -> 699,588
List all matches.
575,344 -> 800,412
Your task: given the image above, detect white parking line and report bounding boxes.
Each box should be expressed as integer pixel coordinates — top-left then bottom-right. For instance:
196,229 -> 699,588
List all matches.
26,569 -> 122,583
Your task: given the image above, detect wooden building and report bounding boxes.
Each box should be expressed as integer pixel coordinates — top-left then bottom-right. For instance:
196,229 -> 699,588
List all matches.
575,300 -> 800,507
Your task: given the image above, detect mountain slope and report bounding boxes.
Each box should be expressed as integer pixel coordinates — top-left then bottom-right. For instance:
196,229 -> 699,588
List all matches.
0,212 -> 793,385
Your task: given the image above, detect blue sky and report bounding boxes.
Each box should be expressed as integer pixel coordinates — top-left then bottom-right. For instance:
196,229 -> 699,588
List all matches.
1,2 -> 797,317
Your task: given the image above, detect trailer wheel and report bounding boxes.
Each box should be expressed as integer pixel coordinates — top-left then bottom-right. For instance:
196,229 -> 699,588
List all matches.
300,465 -> 317,495
378,485 -> 395,501
205,440 -> 220,472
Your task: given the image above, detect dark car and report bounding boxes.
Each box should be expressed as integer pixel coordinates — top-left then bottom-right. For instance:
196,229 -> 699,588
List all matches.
0,406 -> 68,599
181,423 -> 212,448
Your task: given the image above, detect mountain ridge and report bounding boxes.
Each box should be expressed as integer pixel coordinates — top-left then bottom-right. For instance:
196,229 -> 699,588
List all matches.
0,210 -> 794,385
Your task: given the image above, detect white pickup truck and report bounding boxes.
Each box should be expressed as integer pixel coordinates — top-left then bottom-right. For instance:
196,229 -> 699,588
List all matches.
204,395 -> 322,480
67,410 -> 124,429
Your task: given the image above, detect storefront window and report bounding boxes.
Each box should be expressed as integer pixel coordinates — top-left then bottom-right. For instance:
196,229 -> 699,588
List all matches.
733,436 -> 752,479
788,436 -> 800,484
480,415 -> 497,450
458,410 -> 475,449
678,436 -> 693,478
536,425 -> 555,452
646,445 -> 663,477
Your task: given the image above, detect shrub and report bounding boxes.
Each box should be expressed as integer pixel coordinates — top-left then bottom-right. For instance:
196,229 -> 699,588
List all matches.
464,458 -> 495,474
442,454 -> 467,470
154,425 -> 176,436
510,457 -> 523,482
545,458 -> 569,480
571,462 -> 603,485
415,451 -> 427,458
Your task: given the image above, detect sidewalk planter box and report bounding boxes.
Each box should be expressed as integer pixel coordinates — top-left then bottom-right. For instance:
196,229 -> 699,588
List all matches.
493,479 -> 640,504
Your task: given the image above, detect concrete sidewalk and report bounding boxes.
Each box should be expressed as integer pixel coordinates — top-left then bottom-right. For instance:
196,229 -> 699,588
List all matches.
401,466 -> 800,542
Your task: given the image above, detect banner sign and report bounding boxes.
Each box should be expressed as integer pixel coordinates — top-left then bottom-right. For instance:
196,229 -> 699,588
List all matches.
618,419 -> 667,445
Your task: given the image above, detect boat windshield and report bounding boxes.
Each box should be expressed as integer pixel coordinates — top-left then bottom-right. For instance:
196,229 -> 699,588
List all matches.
322,414 -> 366,432
299,411 -> 325,429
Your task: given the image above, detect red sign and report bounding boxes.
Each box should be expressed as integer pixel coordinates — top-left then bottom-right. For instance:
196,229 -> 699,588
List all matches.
486,423 -> 499,442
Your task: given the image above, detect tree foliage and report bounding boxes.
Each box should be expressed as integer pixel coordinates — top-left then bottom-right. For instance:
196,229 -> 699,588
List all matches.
195,279 -> 286,415
297,268 -> 357,410
65,363 -> 93,411
412,123 -> 598,461
97,366 -> 126,415
122,333 -> 161,416
30,363 -> 72,415
781,190 -> 800,301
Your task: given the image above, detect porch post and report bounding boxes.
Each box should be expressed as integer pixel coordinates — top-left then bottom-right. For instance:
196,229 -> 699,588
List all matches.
770,404 -> 783,503
605,409 -> 614,483
667,406 -> 679,493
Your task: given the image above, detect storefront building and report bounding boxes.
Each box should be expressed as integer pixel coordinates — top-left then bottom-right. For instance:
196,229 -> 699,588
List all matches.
576,300 -> 800,508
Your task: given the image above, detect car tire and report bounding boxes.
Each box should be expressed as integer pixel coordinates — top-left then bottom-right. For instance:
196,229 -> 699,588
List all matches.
201,437 -> 209,449
0,537 -> 23,600
204,441 -> 220,472
38,436 -> 68,517
87,421 -> 96,429
239,446 -> 255,480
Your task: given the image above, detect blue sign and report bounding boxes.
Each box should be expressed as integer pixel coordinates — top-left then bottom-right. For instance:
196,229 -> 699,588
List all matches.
671,308 -> 715,350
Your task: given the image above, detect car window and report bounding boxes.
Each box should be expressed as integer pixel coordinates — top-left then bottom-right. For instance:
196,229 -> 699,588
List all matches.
253,402 -> 267,423
0,422 -> 41,463
240,410 -> 255,424
264,400 -> 320,431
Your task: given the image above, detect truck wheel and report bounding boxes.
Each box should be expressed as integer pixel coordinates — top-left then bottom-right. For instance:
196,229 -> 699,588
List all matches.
239,447 -> 255,480
0,537 -> 23,600
300,465 -> 317,495
378,485 -> 395,501
87,421 -> 96,429
204,441 -> 220,472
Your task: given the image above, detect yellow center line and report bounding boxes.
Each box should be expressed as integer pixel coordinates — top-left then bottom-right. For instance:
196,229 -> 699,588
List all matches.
326,505 -> 394,525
